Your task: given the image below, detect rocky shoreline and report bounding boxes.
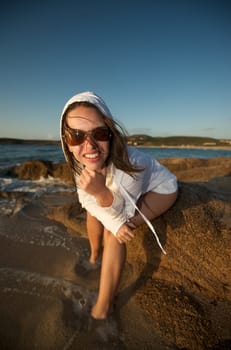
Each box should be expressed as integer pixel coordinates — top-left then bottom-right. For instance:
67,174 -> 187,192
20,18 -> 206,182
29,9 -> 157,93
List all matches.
0,157 -> 230,349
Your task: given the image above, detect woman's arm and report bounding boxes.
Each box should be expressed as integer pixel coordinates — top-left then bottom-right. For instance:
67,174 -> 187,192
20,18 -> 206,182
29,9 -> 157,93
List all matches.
79,168 -> 114,207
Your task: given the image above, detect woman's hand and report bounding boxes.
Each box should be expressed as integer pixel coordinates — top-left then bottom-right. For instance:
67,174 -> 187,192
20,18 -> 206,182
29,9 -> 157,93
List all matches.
79,168 -> 106,195
116,223 -> 135,244
79,168 -> 113,207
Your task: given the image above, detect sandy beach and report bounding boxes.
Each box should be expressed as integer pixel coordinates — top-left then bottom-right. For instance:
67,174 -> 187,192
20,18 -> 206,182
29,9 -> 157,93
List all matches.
0,157 -> 231,349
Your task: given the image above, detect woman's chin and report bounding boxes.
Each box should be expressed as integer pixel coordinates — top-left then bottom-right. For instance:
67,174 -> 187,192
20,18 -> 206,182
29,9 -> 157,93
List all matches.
84,161 -> 103,172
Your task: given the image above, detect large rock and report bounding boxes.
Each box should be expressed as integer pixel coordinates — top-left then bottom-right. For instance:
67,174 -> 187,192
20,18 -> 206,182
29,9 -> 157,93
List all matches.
160,157 -> 231,181
12,160 -> 53,180
9,160 -> 74,184
123,181 -> 231,349
44,170 -> 231,349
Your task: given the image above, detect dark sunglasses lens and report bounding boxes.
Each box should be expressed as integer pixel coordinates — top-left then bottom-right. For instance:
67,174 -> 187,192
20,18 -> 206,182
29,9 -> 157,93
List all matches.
66,130 -> 85,145
93,128 -> 110,141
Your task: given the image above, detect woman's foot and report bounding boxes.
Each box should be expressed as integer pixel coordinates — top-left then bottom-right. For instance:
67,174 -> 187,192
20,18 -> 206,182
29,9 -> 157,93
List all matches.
91,299 -> 115,320
82,258 -> 101,271
87,313 -> 119,342
75,256 -> 101,276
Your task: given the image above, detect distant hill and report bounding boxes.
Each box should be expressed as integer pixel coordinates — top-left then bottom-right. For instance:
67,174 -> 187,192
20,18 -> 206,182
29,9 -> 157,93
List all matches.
126,135 -> 231,147
0,138 -> 60,145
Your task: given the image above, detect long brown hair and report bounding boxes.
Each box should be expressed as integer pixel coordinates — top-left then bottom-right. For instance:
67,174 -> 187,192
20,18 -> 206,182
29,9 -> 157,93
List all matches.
61,101 -> 143,176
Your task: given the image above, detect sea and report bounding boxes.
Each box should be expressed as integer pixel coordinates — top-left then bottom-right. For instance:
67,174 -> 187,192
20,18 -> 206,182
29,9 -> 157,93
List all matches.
0,143 -> 230,200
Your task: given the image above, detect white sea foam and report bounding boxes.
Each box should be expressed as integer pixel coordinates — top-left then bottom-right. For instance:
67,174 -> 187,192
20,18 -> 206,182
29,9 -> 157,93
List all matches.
0,176 -> 74,194
0,267 -> 87,298
0,176 -> 75,216
0,198 -> 17,215
0,214 -> 83,256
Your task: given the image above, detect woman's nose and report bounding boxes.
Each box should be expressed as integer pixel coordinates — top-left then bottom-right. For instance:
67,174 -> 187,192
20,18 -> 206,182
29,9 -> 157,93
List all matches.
84,134 -> 97,147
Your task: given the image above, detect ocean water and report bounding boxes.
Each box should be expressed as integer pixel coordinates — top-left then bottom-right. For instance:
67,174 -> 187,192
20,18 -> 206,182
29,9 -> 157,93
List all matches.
1,143 -> 231,170
0,143 -> 230,199
0,144 -> 65,169
136,146 -> 231,159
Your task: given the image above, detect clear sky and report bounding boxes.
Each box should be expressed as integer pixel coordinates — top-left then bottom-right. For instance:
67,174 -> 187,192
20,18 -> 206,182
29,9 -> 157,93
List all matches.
0,0 -> 230,140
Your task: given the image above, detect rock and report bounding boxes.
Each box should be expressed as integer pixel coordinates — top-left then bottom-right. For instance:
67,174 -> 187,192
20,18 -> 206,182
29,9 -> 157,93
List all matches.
9,160 -> 74,184
123,181 -> 231,349
160,157 -> 231,182
52,163 -> 74,184
10,160 -> 53,180
41,172 -> 231,349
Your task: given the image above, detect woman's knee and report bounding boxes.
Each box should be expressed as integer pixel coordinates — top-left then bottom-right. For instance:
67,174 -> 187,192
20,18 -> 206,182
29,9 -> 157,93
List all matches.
103,229 -> 125,249
133,190 -> 178,224
149,190 -> 177,217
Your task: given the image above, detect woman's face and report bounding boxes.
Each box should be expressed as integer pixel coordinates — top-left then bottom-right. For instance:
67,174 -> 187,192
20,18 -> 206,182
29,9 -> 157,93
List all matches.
65,105 -> 110,172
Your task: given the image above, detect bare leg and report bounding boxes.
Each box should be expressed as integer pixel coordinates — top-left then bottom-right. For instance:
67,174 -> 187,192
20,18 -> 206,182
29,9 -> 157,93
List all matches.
129,191 -> 178,228
89,191 -> 177,319
86,211 -> 104,264
91,230 -> 126,319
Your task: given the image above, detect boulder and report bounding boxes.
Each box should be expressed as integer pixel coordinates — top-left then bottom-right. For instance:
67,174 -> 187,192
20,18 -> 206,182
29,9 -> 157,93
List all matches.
9,160 -> 74,184
123,181 -> 231,349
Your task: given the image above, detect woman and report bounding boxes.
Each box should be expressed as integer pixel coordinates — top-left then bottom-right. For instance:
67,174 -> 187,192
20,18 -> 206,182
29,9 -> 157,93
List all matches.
60,91 -> 178,320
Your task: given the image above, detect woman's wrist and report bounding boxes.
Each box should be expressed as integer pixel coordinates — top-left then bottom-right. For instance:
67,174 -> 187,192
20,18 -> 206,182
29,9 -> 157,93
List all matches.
126,219 -> 137,230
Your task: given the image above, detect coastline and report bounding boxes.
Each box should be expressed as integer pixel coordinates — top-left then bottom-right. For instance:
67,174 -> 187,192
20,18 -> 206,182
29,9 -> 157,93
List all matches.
136,144 -> 231,151
1,137 -> 231,151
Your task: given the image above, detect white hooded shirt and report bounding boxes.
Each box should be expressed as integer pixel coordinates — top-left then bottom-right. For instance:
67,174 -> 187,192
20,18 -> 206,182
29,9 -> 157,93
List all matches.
76,146 -> 177,237
60,91 -> 178,254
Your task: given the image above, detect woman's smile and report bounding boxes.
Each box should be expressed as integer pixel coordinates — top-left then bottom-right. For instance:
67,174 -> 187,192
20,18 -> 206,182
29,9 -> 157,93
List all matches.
84,152 -> 100,159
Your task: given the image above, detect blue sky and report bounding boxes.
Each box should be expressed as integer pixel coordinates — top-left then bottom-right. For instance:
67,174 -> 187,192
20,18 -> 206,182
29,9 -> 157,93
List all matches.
0,0 -> 230,140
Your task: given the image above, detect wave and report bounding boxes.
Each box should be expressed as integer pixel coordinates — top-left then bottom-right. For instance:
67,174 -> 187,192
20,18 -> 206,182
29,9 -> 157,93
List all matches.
0,176 -> 74,194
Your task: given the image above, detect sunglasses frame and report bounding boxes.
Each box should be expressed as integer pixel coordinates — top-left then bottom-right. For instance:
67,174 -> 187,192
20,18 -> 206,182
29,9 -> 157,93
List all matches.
64,125 -> 112,146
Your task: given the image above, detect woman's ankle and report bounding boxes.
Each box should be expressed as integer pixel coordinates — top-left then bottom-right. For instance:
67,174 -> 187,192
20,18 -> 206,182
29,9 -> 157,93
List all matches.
89,256 -> 99,264
91,302 -> 111,320
89,249 -> 102,264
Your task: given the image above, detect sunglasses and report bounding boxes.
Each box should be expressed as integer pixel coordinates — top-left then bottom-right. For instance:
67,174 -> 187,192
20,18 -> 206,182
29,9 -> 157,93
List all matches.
64,125 -> 111,146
